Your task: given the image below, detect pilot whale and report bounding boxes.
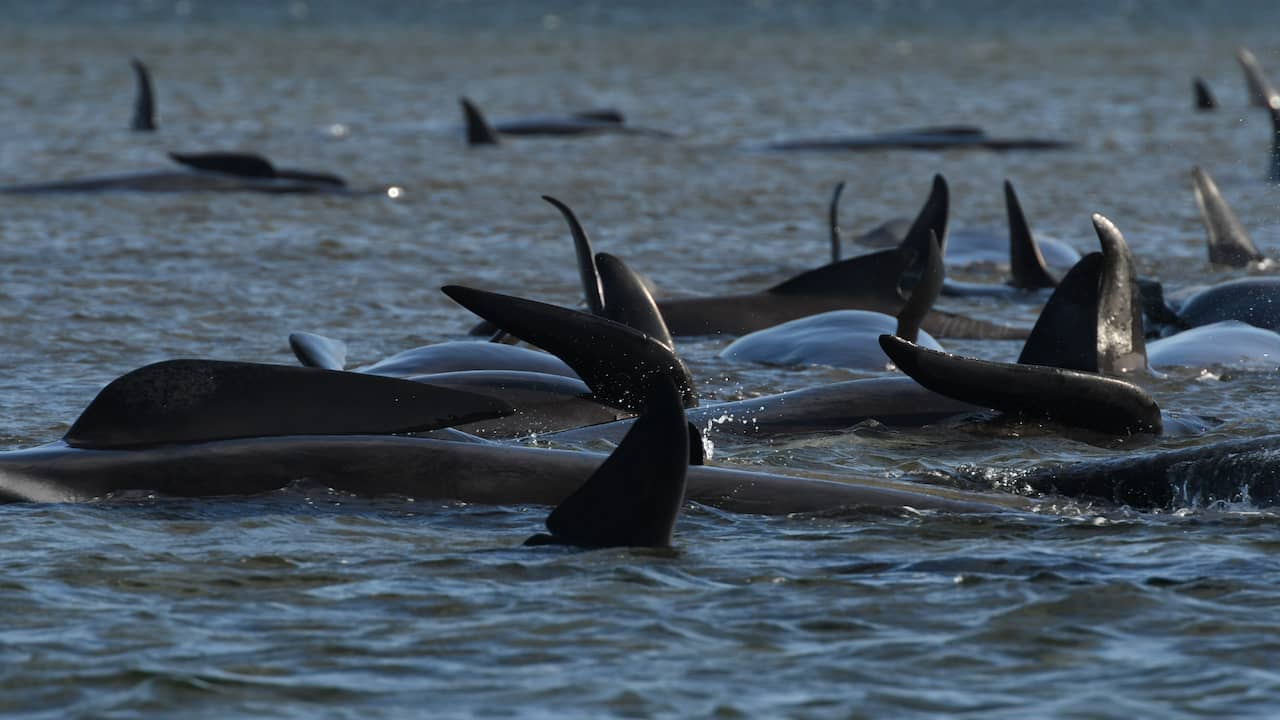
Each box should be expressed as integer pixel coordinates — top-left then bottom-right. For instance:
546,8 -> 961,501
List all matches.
762,124 -> 1072,152
1,152 -> 363,195
461,98 -> 674,145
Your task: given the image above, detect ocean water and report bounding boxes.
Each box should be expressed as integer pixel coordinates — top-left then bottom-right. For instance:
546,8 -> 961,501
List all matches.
0,1 -> 1279,716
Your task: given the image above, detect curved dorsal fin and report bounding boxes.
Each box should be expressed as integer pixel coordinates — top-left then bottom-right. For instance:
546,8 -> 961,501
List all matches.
898,174 -> 950,264
460,97 -> 501,146
441,285 -> 698,411
895,230 -> 944,342
130,58 -> 155,132
1268,96 -> 1280,183
169,152 -> 276,178
1017,252 -> 1103,371
880,335 -> 1161,435
527,377 -> 688,549
596,252 -> 675,350
1005,180 -> 1057,290
64,360 -> 514,449
543,196 -> 605,315
1192,166 -> 1262,266
1092,214 -> 1147,374
1237,47 -> 1274,108
829,181 -> 846,262
1193,77 -> 1217,110
289,332 -> 348,370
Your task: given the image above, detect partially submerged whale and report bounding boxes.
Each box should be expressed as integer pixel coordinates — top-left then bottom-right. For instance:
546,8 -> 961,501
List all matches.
1,152 -> 360,195
461,98 -> 674,146
763,124 -> 1072,152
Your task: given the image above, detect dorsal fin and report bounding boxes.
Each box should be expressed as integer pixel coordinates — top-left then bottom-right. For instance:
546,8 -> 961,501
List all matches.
1237,47 -> 1274,108
1017,252 -> 1104,371
1268,96 -> 1280,183
767,245 -> 911,301
573,109 -> 625,124
543,196 -> 605,315
596,252 -> 675,350
169,152 -> 276,178
526,377 -> 688,548
460,97 -> 501,146
64,360 -> 514,449
441,286 -> 698,411
1193,77 -> 1217,110
880,336 -> 1162,435
1192,166 -> 1262,266
289,332 -> 348,370
1005,180 -> 1057,289
895,230 -> 943,342
829,181 -> 846,262
1092,214 -> 1147,374
130,58 -> 155,131
898,174 -> 950,264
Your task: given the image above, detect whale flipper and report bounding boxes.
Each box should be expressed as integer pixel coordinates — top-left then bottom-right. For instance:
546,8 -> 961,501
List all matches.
597,253 -> 676,350
169,152 -> 277,178
879,336 -> 1161,435
441,286 -> 698,411
130,59 -> 155,131
894,231 -> 943,342
460,97 -> 501,146
829,181 -> 846,262
526,378 -> 688,549
543,195 -> 605,314
1237,48 -> 1275,108
1005,180 -> 1057,290
64,360 -> 515,449
1192,166 -> 1262,266
289,332 -> 349,370
1193,77 -> 1217,110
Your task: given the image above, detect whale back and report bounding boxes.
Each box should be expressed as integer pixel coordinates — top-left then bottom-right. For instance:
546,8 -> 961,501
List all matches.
289,332 -> 349,370
169,152 -> 277,178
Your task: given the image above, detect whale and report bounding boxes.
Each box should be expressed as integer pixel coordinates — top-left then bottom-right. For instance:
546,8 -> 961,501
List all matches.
130,58 -> 156,131
1171,277 -> 1280,332
762,124 -> 1072,152
461,98 -> 674,146
1,152 -> 362,195
0,356 -> 1027,516
653,176 -> 1029,339
719,229 -> 946,370
1146,320 -> 1280,371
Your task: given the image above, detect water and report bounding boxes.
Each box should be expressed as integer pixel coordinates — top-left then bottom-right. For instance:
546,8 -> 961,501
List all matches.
1,1 -> 1279,716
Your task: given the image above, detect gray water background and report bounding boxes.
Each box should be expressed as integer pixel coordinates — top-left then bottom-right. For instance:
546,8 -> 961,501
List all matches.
0,1 -> 1279,716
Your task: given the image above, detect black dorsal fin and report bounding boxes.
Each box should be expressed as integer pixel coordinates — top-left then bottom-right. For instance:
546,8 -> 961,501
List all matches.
1005,180 -> 1057,290
169,152 -> 277,178
1192,166 -> 1262,266
1017,253 -> 1104,371
130,58 -> 155,132
829,181 -> 846,262
1237,47 -> 1274,108
526,377 -> 688,549
1193,77 -> 1217,110
880,336 -> 1161,435
596,252 -> 675,350
898,174 -> 950,265
543,195 -> 605,315
289,332 -> 348,370
64,360 -> 514,449
460,97 -> 501,146
441,286 -> 698,411
1092,214 -> 1147,374
895,230 -> 944,342
767,245 -> 911,301
1268,96 -> 1280,183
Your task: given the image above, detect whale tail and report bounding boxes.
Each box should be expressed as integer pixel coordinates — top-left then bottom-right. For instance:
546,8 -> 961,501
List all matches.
1193,77 -> 1217,110
289,332 -> 349,370
442,285 -> 698,411
460,97 -> 501,146
1004,180 -> 1057,290
63,360 -> 515,449
527,377 -> 689,549
1191,166 -> 1262,266
130,58 -> 156,131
